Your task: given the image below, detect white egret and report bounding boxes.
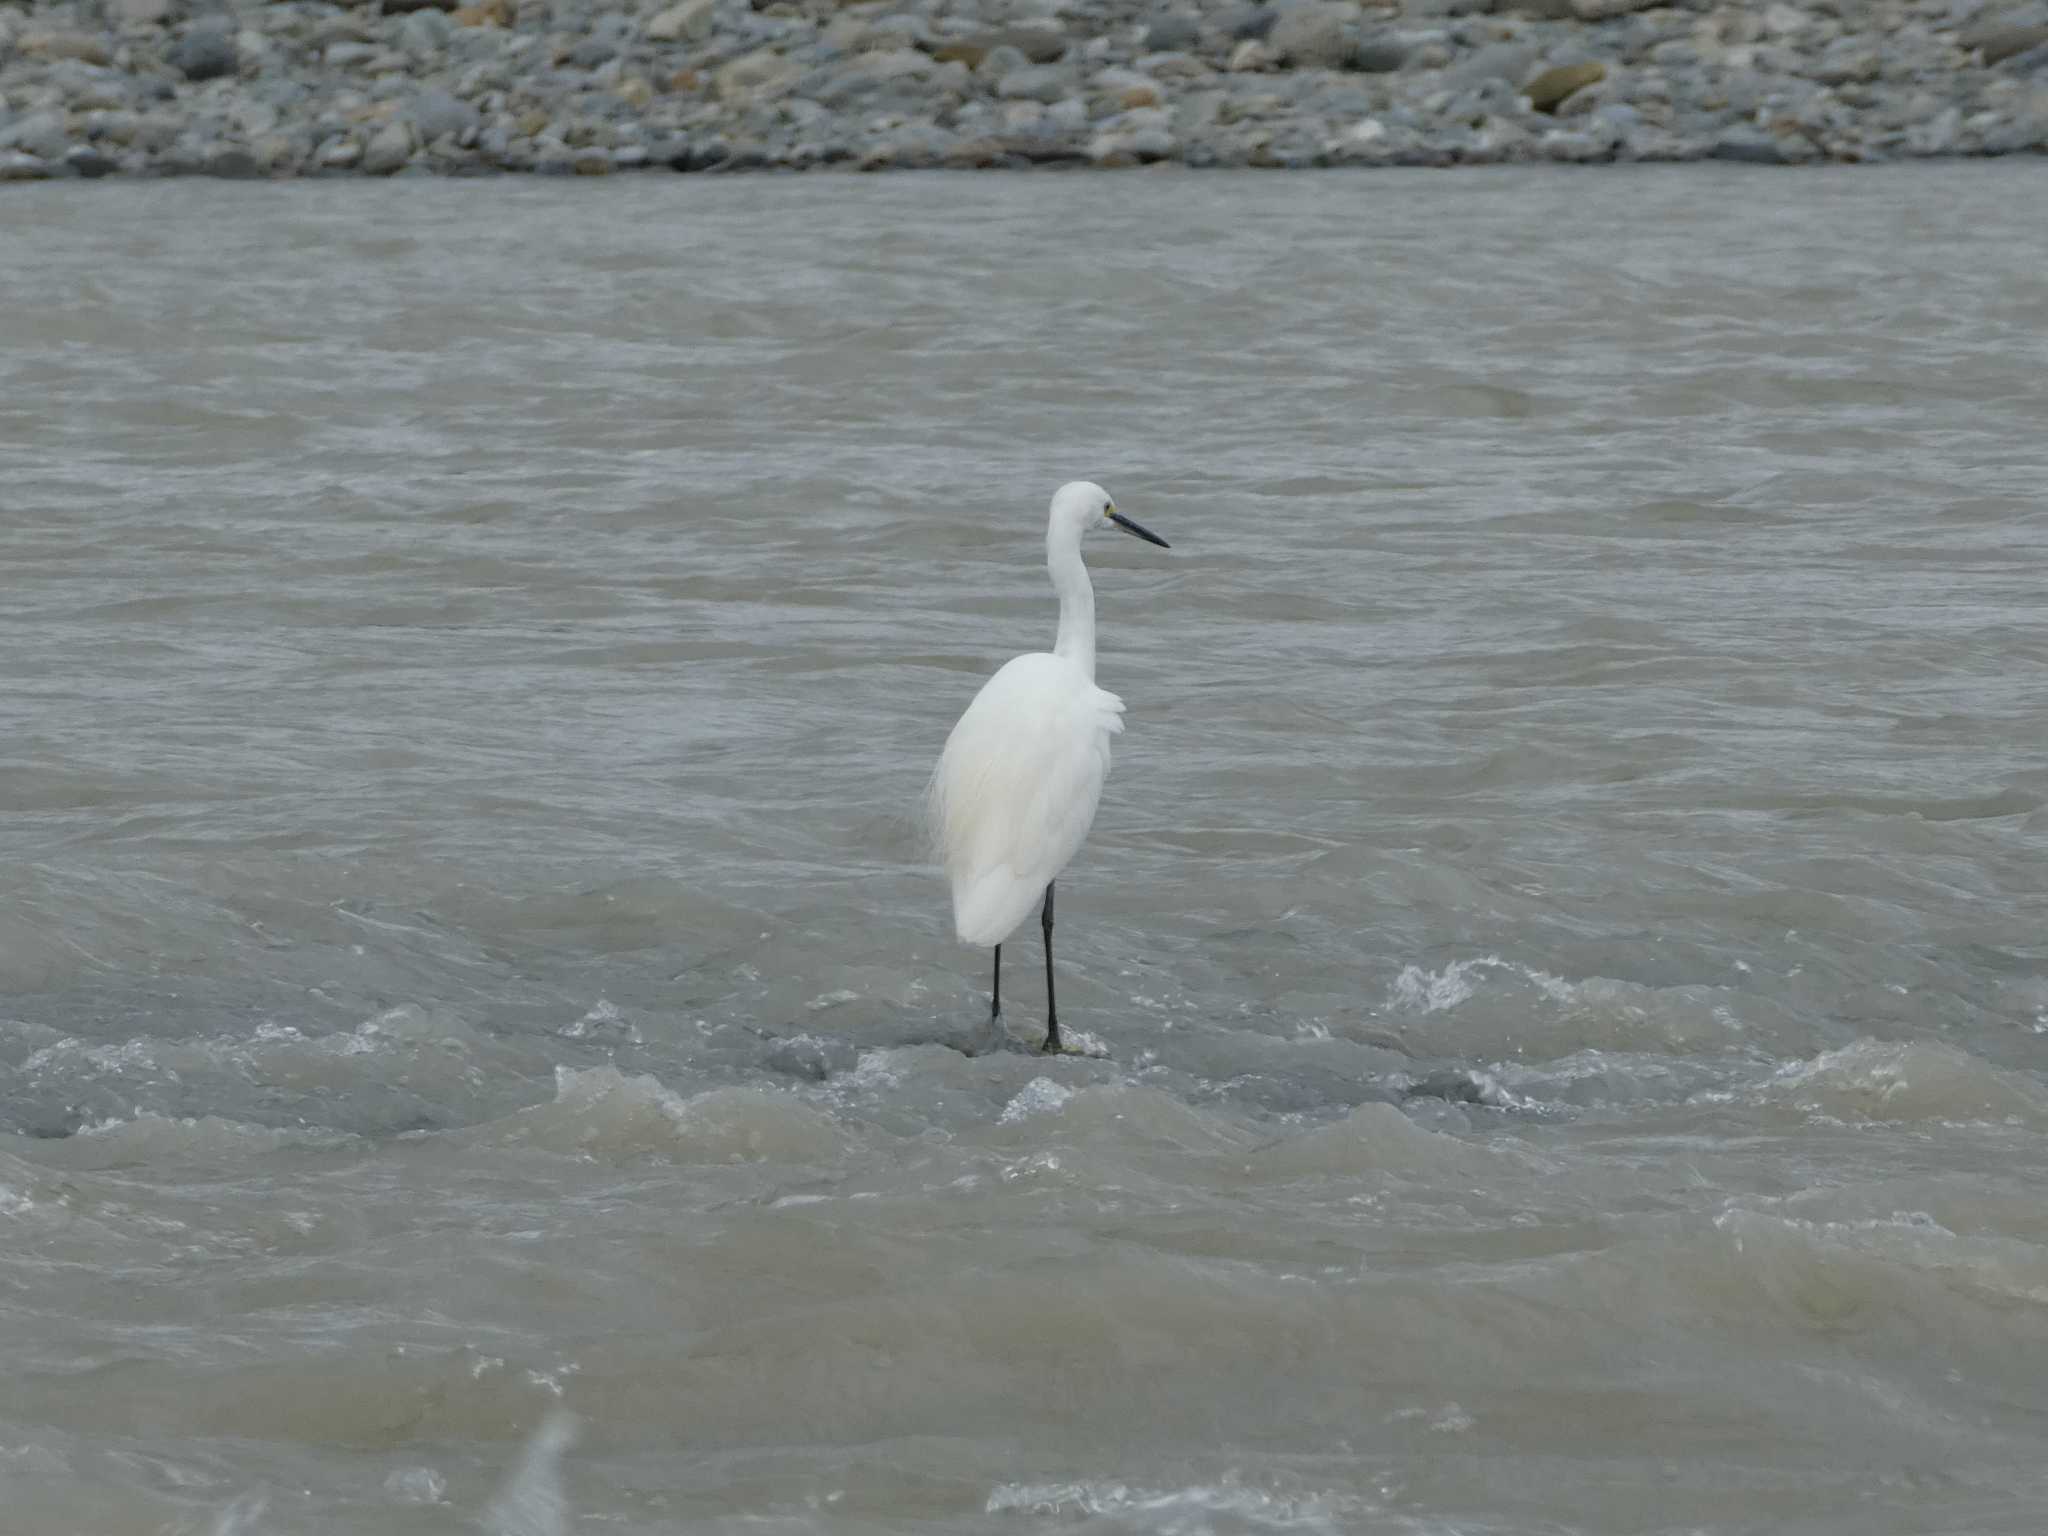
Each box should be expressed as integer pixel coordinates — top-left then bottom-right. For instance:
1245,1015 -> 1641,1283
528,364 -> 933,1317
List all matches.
928,481 -> 1171,1053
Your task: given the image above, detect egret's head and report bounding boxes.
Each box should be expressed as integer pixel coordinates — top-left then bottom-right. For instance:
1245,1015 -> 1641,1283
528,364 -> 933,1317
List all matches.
1050,480 -> 1171,550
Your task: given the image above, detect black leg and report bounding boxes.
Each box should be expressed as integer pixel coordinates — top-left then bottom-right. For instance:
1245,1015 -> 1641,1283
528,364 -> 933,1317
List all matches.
1040,882 -> 1061,1054
991,943 -> 1002,1025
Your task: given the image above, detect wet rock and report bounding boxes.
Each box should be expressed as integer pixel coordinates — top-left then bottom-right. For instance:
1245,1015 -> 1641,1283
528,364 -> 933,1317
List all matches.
1400,1068 -> 1510,1107
1569,0 -> 1663,17
168,24 -> 238,82
202,145 -> 261,178
1525,60 -> 1605,112
65,144 -> 119,177
1711,126 -> 1789,164
0,151 -> 52,180
361,119 -> 415,173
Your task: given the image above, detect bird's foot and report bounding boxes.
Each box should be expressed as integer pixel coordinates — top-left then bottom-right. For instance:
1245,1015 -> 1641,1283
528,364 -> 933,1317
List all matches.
1039,1028 -> 1110,1059
964,1012 -> 1029,1058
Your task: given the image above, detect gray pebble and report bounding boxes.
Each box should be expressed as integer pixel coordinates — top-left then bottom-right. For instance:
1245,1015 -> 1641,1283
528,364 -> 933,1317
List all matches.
978,46 -> 1030,81
167,24 -> 237,83
361,119 -> 415,175
1353,35 -> 1411,74
0,0 -> 2033,176
1710,127 -> 1788,164
996,64 -> 1071,103
203,146 -> 261,178
411,88 -> 480,144
0,111 -> 71,161
1449,41 -> 1542,89
65,144 -> 119,177
1970,23 -> 2048,67
1220,6 -> 1278,43
1269,6 -> 1356,71
398,12 -> 454,59
0,151 -> 52,180
1143,15 -> 1202,54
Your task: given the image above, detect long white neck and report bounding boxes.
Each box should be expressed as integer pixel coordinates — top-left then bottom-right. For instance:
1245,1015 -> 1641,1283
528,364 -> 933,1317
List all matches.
1048,518 -> 1096,681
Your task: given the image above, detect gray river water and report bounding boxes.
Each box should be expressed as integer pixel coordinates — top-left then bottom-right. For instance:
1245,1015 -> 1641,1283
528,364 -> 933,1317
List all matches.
2,165 -> 2046,1535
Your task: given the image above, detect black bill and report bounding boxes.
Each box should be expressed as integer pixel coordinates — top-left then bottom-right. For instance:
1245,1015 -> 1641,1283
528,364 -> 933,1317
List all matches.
1108,510 -> 1171,549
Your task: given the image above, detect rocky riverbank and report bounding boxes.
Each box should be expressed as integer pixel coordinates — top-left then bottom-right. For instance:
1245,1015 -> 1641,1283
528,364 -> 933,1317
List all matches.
0,0 -> 2044,178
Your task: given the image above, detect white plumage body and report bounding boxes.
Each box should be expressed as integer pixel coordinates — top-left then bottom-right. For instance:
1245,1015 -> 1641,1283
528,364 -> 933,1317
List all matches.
926,479 -> 1168,1052
931,652 -> 1125,945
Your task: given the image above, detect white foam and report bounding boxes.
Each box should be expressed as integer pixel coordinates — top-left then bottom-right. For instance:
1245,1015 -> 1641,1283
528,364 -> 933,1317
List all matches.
1389,957 -> 1495,1013
383,1466 -> 447,1504
556,998 -> 641,1043
1765,1039 -> 2048,1125
987,1477 -> 1374,1533
999,1076 -> 1074,1124
1387,956 -> 1578,1015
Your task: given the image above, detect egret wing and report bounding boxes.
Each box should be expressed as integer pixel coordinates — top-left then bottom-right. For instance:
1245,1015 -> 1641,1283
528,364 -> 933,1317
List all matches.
930,653 -> 1125,945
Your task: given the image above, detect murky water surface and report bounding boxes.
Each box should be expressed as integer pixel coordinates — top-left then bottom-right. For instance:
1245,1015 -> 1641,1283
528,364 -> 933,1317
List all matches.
3,166 -> 2047,1534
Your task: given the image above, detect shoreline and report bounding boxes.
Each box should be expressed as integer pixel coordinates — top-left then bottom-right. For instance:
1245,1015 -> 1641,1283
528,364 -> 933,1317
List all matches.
2,1 -> 2044,181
